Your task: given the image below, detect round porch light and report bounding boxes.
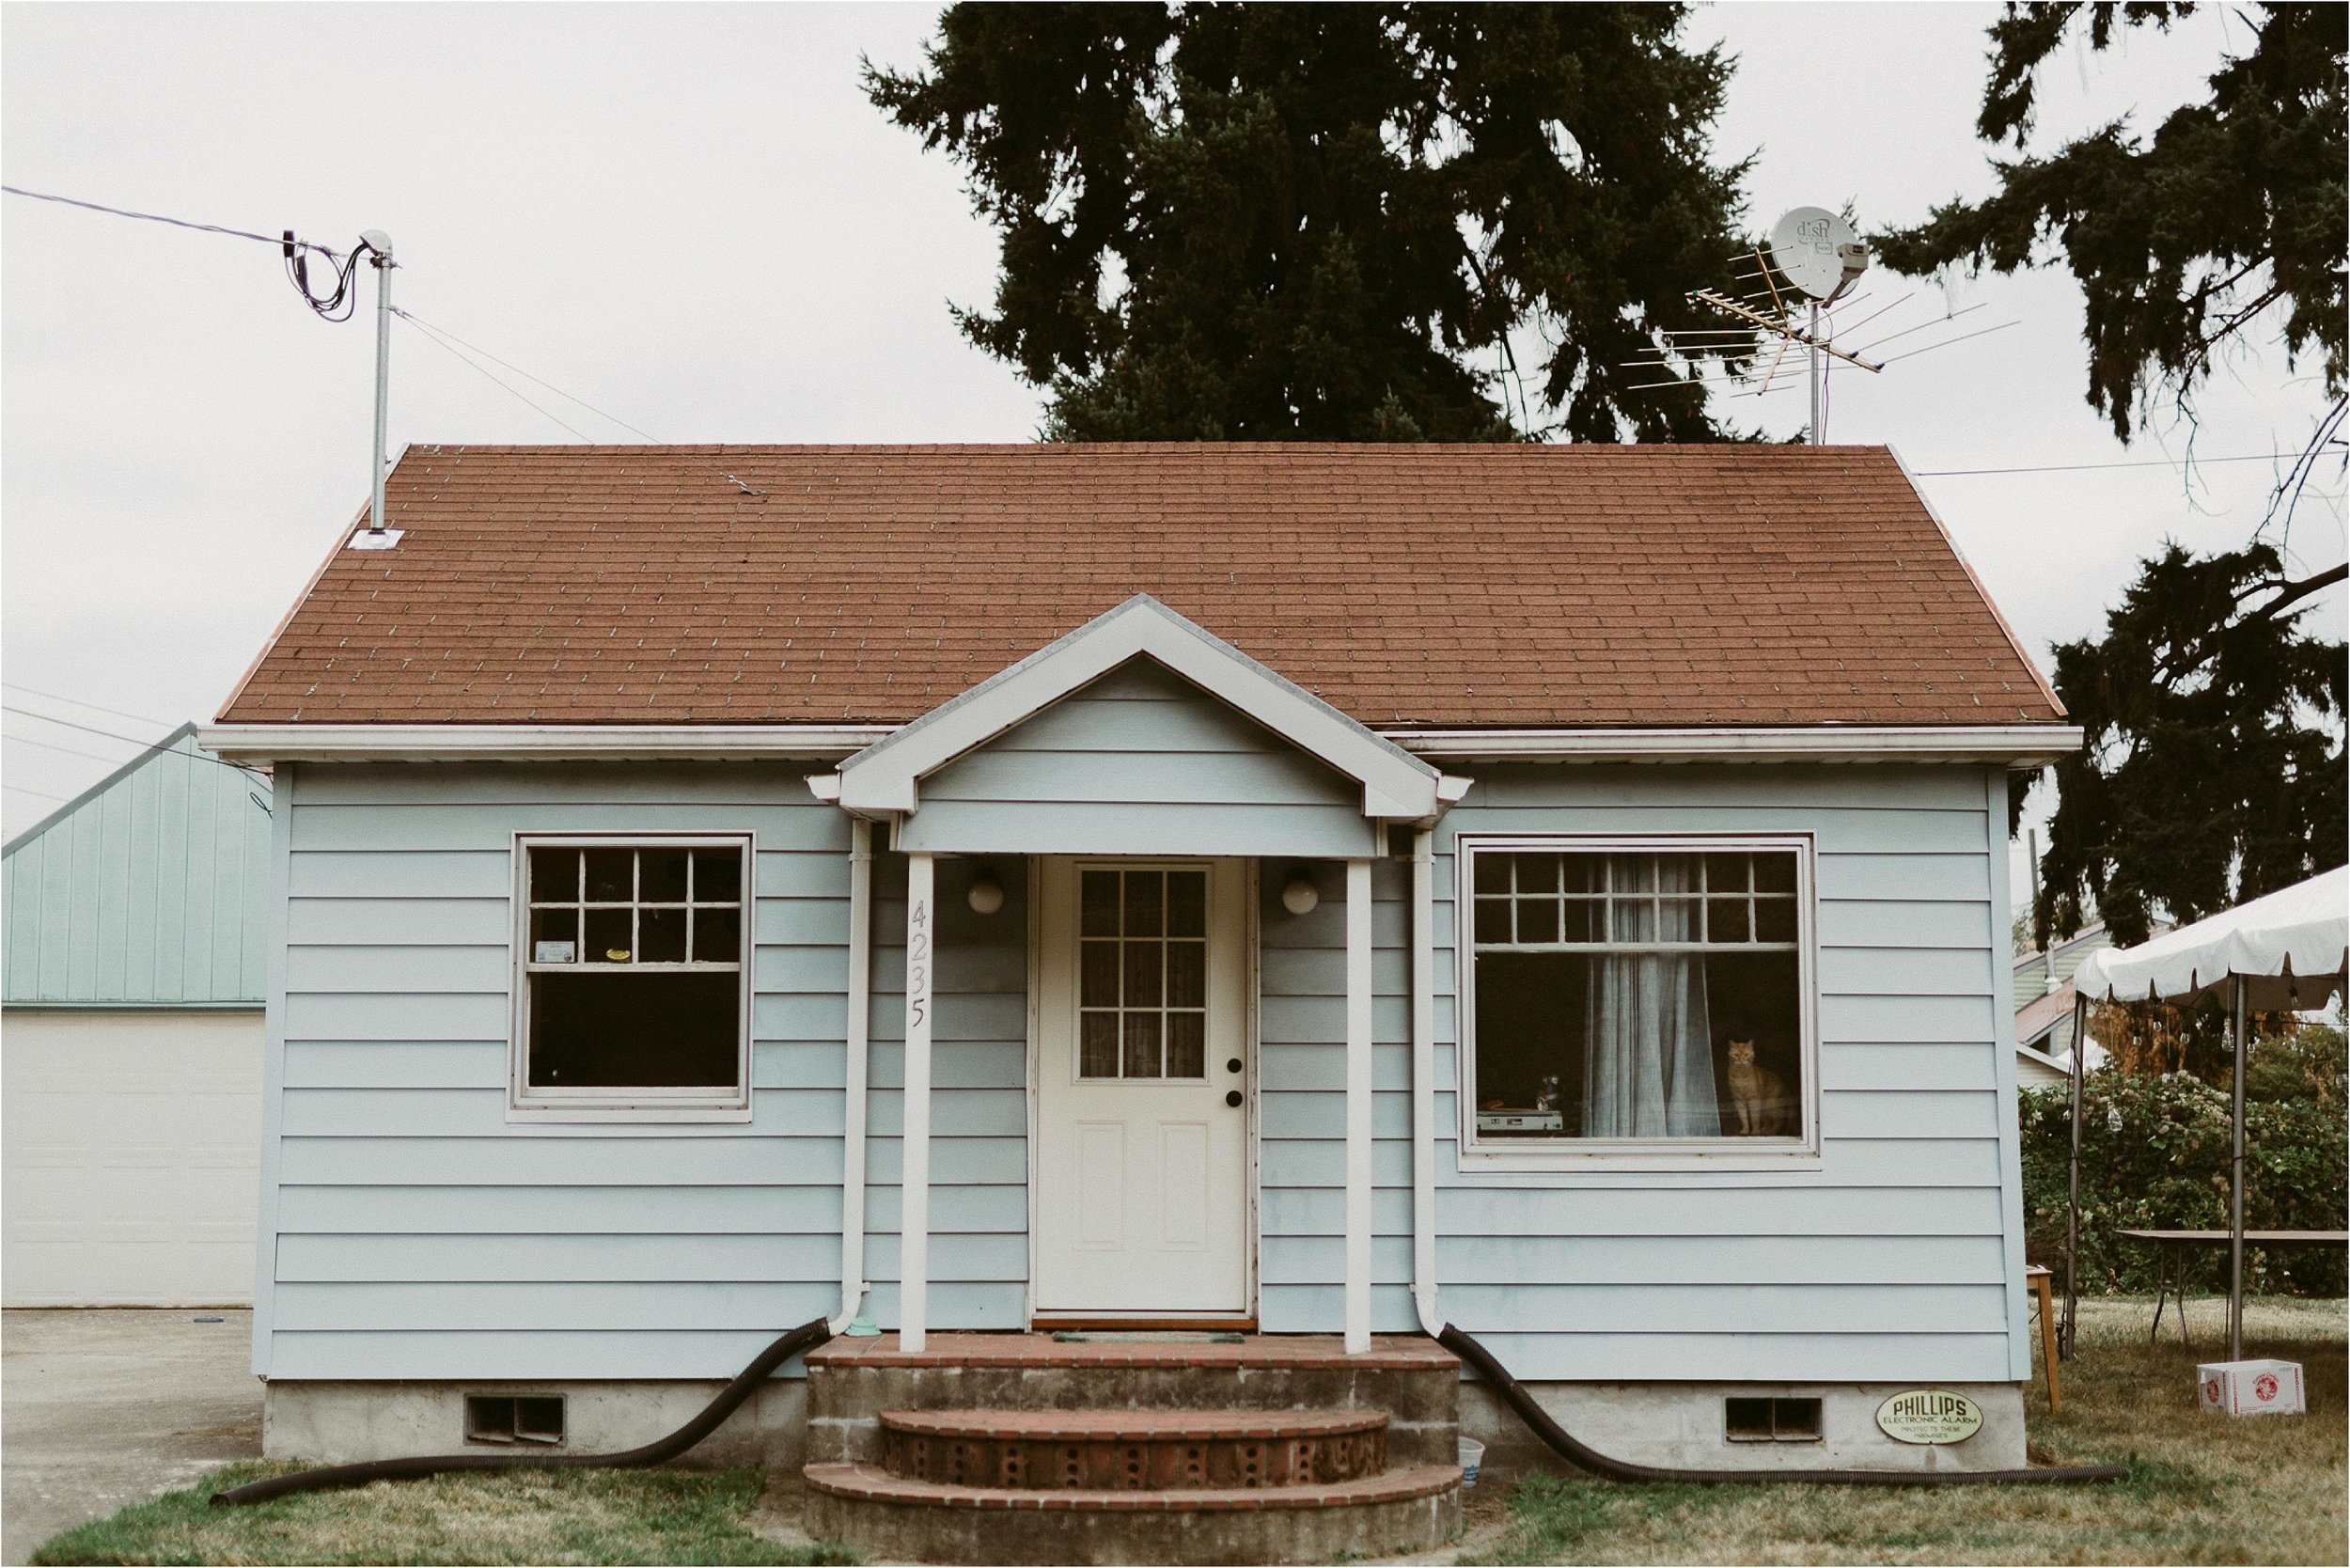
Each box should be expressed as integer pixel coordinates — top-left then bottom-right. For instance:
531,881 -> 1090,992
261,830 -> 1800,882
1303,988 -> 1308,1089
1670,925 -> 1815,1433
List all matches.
966,870 -> 1005,916
1280,874 -> 1319,916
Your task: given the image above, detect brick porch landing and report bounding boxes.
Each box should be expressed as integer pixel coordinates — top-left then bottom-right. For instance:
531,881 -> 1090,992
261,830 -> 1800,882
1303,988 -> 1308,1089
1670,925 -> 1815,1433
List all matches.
802,1334 -> 1463,1563
804,1331 -> 1456,1371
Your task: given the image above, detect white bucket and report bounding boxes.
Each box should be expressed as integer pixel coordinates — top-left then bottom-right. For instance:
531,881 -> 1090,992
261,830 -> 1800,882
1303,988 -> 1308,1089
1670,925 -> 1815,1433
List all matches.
1457,1435 -> 1485,1487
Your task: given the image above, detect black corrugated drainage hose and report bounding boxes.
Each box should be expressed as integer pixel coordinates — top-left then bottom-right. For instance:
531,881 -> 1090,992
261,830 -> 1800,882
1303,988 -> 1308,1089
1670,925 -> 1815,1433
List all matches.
212,1317 -> 835,1507
1437,1325 -> 2127,1487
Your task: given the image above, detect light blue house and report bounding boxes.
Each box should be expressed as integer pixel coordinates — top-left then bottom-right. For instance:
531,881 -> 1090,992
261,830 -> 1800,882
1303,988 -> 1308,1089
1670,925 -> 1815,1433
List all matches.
203,443 -> 2078,1484
3,725 -> 272,1305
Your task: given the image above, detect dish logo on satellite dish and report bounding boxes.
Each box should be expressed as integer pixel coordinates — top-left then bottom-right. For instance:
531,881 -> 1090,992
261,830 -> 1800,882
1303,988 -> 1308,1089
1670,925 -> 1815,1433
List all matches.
1875,1389 -> 1984,1445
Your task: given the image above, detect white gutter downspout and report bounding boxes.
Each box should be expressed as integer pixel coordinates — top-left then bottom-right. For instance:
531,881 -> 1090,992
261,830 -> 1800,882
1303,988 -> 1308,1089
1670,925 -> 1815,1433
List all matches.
1410,828 -> 1446,1339
827,819 -> 874,1336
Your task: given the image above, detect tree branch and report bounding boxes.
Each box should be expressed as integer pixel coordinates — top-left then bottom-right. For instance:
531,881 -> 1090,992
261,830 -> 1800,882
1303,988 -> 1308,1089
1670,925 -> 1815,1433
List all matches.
2248,562 -> 2350,621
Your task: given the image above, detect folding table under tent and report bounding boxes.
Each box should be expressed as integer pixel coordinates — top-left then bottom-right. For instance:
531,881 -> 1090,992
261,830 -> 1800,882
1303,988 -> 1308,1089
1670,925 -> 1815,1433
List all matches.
2061,865 -> 2349,1361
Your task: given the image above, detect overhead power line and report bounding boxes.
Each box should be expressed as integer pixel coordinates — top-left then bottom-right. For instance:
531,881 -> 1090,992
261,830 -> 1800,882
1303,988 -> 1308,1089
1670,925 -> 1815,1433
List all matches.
2,681 -> 172,729
393,314 -> 602,443
4,730 -> 151,768
1915,450 -> 2342,478
393,308 -> 658,441
4,782 -> 68,802
1,183 -> 339,256
0,706 -> 263,779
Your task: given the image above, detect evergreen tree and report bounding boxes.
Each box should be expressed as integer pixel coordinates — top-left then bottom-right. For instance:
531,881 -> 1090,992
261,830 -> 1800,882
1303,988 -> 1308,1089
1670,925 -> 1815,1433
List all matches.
2036,543 -> 2345,948
1881,3 -> 2347,938
1878,2 -> 2345,437
868,4 -> 1751,442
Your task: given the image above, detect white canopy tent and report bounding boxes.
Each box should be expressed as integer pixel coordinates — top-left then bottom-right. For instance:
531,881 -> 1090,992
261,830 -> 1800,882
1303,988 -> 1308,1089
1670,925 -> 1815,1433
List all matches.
2060,866 -> 2348,1360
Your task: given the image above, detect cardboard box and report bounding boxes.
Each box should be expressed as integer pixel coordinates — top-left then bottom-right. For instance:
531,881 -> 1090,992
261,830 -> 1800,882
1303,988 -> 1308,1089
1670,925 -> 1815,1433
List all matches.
2197,1358 -> 2305,1417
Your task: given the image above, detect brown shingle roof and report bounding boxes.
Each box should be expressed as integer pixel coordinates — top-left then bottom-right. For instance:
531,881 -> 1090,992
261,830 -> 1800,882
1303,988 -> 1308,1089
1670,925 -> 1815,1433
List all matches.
219,443 -> 2062,729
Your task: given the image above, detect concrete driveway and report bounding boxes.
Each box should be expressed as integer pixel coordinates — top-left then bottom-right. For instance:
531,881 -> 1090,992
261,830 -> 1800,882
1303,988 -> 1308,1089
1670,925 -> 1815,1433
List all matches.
2,1309 -> 260,1565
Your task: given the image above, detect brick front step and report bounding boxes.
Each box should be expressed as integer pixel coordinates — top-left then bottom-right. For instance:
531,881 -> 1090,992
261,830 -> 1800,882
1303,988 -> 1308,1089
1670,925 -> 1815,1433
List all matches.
806,1461 -> 1460,1511
804,1462 -> 1464,1566
805,1333 -> 1462,1473
880,1406 -> 1388,1490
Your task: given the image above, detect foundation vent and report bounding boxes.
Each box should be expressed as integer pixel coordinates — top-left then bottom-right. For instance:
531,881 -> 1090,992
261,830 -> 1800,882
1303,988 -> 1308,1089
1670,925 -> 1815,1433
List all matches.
465,1393 -> 567,1446
1723,1396 -> 1821,1443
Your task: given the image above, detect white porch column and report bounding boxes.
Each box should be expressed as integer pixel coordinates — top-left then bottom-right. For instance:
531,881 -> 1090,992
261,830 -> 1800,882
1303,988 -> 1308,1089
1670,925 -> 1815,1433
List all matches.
901,852 -> 935,1352
1344,856 -> 1373,1354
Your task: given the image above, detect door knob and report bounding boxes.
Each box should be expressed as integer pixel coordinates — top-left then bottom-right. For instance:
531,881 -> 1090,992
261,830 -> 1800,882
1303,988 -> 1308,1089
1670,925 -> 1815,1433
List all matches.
1225,1090 -> 1244,1108
1226,1058 -> 1244,1074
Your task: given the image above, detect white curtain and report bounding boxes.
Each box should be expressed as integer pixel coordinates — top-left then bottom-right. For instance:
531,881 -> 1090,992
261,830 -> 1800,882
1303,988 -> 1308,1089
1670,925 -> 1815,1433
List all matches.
1582,854 -> 1719,1137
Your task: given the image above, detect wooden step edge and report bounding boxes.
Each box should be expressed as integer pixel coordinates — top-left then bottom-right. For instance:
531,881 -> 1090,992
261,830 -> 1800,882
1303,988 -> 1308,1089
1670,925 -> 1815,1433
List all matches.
880,1406 -> 1388,1442
805,1333 -> 1458,1372
802,1462 -> 1462,1513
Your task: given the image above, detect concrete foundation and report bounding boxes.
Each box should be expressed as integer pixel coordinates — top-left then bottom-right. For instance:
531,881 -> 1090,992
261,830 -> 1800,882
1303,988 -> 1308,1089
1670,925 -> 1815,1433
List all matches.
264,1373 -> 2029,1476
262,1378 -> 807,1468
1459,1381 -> 2030,1473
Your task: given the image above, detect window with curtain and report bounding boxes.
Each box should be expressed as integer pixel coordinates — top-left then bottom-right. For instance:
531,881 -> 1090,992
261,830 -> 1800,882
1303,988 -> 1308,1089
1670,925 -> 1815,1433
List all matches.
1463,839 -> 1810,1152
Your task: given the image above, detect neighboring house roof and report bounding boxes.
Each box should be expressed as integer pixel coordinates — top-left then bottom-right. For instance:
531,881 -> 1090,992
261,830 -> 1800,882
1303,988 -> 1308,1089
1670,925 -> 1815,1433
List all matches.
2016,979 -> 2078,1048
2,725 -> 271,1007
218,443 -> 2064,730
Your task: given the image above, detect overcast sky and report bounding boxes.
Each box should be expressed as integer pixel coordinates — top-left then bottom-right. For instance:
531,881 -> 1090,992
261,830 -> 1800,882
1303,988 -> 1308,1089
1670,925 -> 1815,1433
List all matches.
5,2 -> 2343,909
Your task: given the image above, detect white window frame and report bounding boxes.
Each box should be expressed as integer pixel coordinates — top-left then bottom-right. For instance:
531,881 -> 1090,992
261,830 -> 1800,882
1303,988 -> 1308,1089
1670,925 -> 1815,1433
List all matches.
1453,832 -> 1821,1172
509,831 -> 755,1122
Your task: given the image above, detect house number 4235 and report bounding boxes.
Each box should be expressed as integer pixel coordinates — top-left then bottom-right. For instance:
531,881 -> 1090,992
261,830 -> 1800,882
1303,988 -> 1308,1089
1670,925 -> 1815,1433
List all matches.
907,897 -> 931,1030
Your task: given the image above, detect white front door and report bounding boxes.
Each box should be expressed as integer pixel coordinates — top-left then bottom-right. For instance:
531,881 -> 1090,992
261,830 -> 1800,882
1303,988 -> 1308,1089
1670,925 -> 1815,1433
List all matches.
1033,858 -> 1251,1316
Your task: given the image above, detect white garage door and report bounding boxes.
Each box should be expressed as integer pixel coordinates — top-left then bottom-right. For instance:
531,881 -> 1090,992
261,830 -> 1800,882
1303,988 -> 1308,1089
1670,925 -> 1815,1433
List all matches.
3,1009 -> 262,1306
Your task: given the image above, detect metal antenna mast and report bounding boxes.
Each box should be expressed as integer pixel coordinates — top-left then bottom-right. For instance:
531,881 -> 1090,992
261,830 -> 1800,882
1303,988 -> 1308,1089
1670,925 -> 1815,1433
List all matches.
1621,203 -> 2016,443
356,229 -> 399,546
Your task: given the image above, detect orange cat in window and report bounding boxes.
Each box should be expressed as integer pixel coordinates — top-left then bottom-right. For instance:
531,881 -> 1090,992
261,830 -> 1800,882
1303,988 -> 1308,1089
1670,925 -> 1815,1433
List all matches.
1723,1038 -> 1792,1136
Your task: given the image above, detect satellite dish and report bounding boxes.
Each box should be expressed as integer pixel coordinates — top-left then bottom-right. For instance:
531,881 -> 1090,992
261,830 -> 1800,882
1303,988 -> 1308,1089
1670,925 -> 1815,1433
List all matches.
1768,207 -> 1868,303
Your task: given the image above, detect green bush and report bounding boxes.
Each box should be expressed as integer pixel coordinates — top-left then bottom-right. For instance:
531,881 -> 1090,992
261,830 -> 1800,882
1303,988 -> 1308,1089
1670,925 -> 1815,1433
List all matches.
2020,1068 -> 2347,1296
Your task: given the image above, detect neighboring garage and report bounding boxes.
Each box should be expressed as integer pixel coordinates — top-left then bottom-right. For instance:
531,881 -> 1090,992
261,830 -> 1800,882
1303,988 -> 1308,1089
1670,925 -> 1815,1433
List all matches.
3,725 -> 270,1307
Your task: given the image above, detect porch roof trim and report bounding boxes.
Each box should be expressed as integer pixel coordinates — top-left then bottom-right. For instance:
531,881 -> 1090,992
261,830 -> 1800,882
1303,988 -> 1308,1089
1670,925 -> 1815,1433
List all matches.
818,595 -> 1461,822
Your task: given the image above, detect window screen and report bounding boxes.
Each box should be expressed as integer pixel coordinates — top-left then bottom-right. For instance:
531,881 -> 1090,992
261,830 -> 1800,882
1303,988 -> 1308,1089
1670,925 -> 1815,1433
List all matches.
1466,843 -> 1807,1145
519,839 -> 748,1107
1077,868 -> 1208,1080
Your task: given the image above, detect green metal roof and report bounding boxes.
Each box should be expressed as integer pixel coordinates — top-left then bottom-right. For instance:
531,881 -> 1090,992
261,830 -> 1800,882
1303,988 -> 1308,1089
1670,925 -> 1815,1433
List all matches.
3,725 -> 270,1007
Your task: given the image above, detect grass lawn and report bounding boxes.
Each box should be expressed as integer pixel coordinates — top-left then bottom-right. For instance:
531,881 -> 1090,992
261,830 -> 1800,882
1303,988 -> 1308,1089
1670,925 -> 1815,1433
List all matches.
27,1465 -> 854,1567
1469,1296 -> 2347,1566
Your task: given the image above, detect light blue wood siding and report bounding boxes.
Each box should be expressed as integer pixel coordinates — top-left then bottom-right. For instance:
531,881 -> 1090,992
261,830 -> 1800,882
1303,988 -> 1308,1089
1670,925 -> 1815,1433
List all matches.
4,726 -> 270,1007
899,661 -> 1378,858
1255,763 -> 2022,1384
259,762 -> 1026,1380
264,749 -> 2019,1389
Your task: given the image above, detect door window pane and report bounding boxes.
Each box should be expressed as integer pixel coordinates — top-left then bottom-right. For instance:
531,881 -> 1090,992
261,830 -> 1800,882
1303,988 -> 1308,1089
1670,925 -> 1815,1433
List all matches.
1167,872 -> 1206,937
1166,1013 -> 1206,1078
1124,871 -> 1165,937
1081,871 -> 1120,937
1076,867 -> 1215,1081
1081,941 -> 1120,1008
1080,1013 -> 1120,1077
1166,942 -> 1206,1008
1123,942 -> 1163,1007
1122,1012 -> 1163,1078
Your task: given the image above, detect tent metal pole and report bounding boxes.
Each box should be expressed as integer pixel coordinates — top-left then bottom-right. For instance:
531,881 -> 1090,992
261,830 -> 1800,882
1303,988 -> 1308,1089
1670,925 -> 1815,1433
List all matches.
2229,974 -> 2248,1362
2062,990 -> 2088,1360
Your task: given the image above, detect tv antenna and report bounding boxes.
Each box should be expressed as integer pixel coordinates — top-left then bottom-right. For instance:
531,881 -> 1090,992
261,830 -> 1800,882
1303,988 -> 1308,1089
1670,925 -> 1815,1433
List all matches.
1622,204 -> 2019,443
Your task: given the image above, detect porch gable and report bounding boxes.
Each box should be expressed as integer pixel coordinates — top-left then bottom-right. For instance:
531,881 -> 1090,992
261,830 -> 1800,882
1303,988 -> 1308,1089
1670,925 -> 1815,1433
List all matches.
817,595 -> 1462,830
894,660 -> 1382,858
